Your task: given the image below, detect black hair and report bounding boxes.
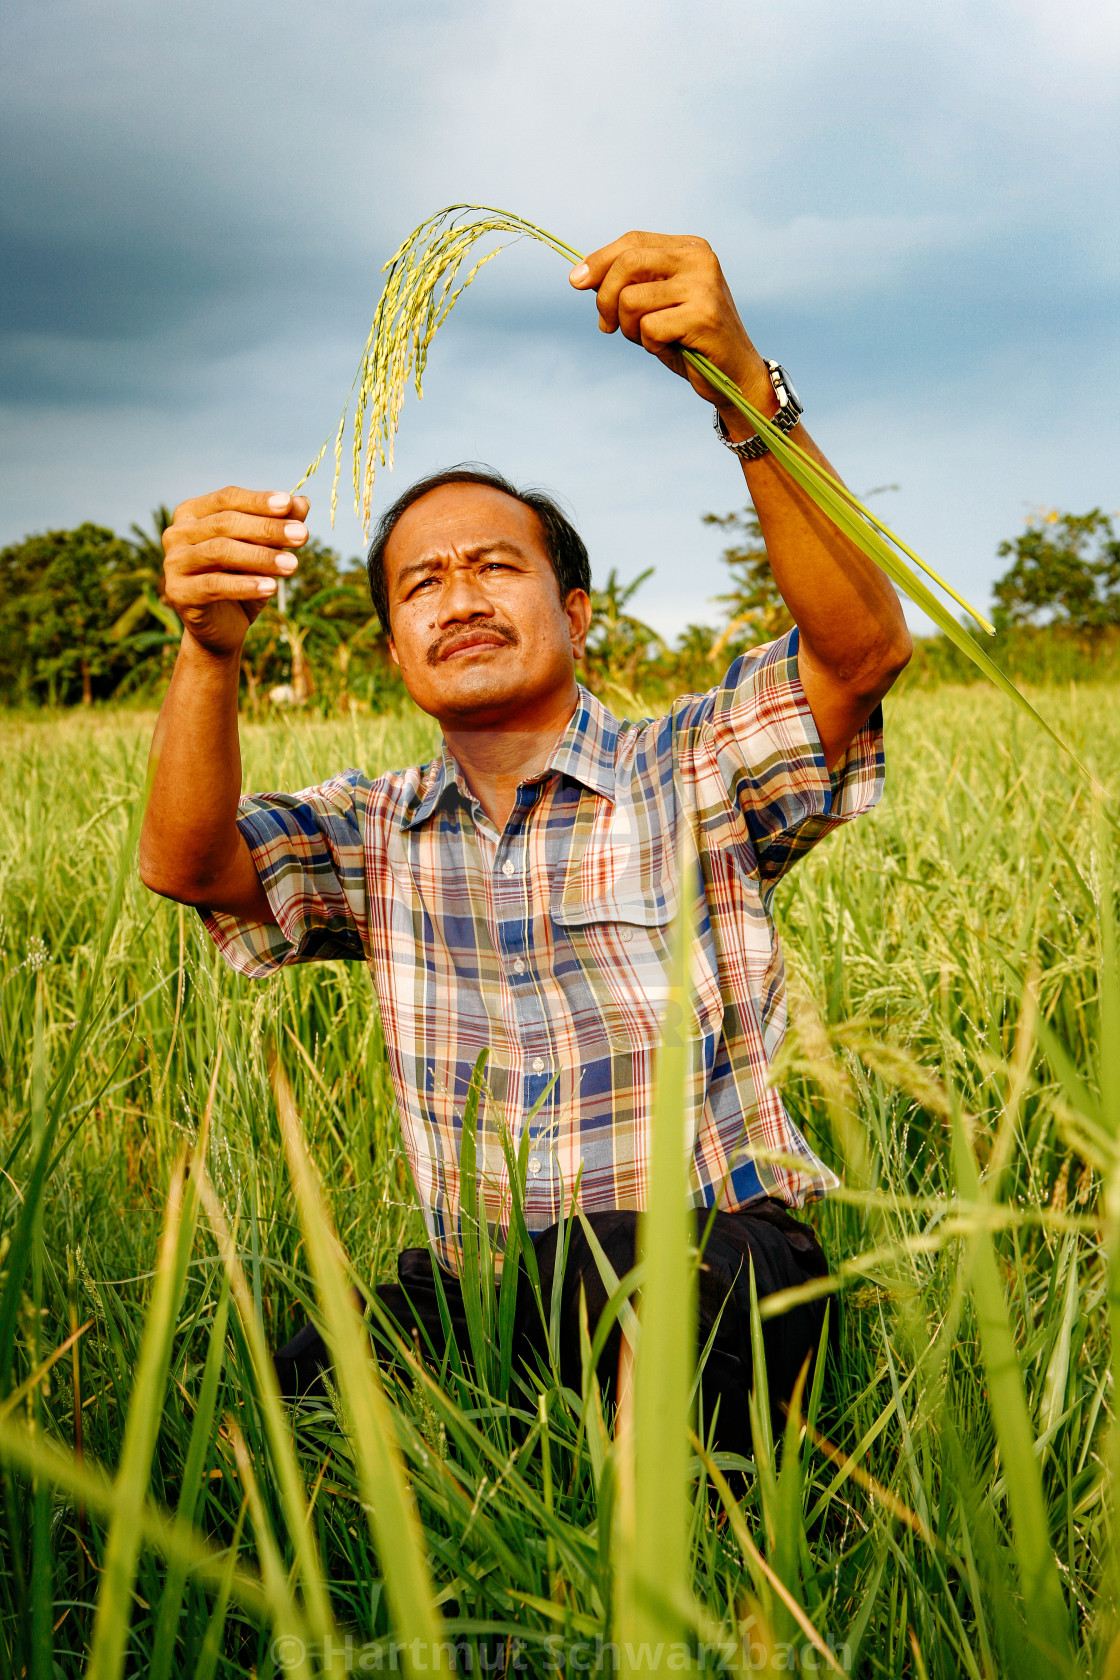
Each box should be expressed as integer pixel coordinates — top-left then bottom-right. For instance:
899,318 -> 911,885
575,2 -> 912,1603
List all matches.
365,464 -> 591,634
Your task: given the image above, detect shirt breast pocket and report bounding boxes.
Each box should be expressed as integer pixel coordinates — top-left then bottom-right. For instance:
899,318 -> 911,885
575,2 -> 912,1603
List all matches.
550,885 -> 723,1054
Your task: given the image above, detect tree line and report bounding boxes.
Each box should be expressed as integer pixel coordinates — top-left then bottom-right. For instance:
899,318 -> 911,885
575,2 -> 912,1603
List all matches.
0,504 -> 1117,711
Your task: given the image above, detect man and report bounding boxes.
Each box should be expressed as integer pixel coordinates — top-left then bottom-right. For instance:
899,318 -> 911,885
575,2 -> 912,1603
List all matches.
141,232 -> 911,1450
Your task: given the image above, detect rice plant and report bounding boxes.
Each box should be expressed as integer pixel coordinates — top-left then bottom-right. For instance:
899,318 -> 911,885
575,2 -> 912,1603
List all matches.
0,687 -> 1116,1673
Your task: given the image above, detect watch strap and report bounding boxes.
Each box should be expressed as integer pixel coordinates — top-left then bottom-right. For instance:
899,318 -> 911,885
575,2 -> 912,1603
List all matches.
713,360 -> 802,460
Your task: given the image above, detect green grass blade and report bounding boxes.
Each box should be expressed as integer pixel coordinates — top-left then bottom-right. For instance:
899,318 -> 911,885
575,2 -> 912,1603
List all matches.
188,1501 -> 246,1680
196,1173 -> 335,1650
0,1414 -> 274,1622
694,1432 -> 847,1675
457,1048 -> 495,1391
495,1106 -> 545,1332
149,1272 -> 232,1680
86,1156 -> 198,1680
274,1061 -> 444,1670
617,849 -> 697,1656
574,1208 -> 641,1355
29,974 -> 51,1680
229,1421 -> 315,1680
496,1124 -> 526,1398
950,1106 -> 1073,1671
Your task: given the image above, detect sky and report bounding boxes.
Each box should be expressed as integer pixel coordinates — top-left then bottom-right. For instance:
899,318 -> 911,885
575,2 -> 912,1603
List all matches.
2,0 -> 1117,639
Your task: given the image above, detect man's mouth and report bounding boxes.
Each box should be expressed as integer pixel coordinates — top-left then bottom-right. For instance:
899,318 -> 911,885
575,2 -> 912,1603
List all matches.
430,626 -> 519,665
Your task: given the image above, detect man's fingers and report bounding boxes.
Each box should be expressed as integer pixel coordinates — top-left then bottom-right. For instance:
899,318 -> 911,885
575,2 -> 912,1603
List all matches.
171,485 -> 311,525
172,535 -> 302,577
569,231 -> 709,291
176,509 -> 309,551
174,570 -> 279,606
612,279 -> 693,343
594,250 -> 706,335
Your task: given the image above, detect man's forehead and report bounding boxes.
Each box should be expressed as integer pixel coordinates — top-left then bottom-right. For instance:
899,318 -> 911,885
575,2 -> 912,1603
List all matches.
387,485 -> 544,569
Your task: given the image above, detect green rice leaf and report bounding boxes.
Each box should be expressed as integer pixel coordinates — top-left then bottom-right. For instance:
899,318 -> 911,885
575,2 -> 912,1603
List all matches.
187,1501 -> 247,1680
950,1105 -> 1073,1671
274,1060 -> 444,1669
148,1271 -> 232,1680
228,1420 -> 314,1680
457,1047 -> 496,1392
86,1157 -> 198,1680
196,1172 -> 336,1651
0,1414 -> 275,1623
616,843 -> 698,1654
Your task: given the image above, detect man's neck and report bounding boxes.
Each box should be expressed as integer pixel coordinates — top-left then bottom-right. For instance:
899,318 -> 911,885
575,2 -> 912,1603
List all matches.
441,685 -> 579,831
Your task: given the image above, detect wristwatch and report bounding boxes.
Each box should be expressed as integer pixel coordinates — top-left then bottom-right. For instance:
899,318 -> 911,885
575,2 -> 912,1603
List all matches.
713,360 -> 803,461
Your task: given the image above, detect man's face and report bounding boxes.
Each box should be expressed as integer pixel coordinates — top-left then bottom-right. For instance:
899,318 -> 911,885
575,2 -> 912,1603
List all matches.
385,484 -> 591,726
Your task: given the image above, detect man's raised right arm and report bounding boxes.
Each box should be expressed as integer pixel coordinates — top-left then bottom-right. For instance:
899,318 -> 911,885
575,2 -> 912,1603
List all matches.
138,486 -> 310,922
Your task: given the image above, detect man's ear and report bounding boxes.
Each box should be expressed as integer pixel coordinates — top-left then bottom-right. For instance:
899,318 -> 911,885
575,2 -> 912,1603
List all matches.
388,638 -> 400,668
565,588 -> 592,659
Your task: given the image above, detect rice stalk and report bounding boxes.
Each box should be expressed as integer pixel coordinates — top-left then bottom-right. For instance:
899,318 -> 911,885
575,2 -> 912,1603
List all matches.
304,203 -> 1098,784
297,205 -> 580,528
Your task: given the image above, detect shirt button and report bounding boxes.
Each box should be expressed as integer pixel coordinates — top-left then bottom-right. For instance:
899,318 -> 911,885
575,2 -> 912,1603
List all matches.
620,927 -> 634,943
513,958 -> 526,976
501,859 -> 515,877
527,1157 -> 542,1176
531,1056 -> 545,1074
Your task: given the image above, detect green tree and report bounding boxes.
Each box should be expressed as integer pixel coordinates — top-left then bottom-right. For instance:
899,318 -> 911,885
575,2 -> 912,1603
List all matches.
242,538 -> 383,708
582,566 -> 666,695
992,509 -> 1120,629
701,505 -> 792,662
0,525 -> 142,705
106,508 -> 183,696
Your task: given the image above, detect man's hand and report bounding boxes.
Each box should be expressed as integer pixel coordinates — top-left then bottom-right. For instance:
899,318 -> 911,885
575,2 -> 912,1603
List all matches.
163,486 -> 310,657
140,483 -> 310,919
569,233 -> 778,440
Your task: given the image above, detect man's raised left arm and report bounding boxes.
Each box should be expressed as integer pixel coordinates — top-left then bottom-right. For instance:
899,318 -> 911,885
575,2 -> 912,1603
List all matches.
570,233 -> 912,767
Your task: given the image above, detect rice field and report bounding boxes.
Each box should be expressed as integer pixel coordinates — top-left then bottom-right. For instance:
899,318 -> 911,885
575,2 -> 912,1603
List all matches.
0,679 -> 1117,1678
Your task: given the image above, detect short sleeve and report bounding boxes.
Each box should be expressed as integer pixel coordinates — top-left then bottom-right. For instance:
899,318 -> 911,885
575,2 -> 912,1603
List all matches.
704,628 -> 885,884
199,769 -> 371,978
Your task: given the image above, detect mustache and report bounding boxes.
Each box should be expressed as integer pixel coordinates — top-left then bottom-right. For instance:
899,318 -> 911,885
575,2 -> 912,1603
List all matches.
426,620 -> 521,666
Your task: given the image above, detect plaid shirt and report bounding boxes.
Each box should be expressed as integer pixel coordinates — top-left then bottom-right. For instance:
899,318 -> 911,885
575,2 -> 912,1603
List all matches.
203,629 -> 884,1271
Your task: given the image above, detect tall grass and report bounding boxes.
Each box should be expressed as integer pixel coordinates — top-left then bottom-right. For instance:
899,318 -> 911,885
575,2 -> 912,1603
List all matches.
0,683 -> 1117,1674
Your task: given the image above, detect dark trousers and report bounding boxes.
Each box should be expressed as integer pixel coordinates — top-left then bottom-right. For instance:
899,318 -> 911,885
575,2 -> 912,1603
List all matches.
273,1200 -> 833,1458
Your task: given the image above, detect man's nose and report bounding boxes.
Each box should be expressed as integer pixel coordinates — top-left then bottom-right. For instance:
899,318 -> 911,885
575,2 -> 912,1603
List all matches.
436,566 -> 494,624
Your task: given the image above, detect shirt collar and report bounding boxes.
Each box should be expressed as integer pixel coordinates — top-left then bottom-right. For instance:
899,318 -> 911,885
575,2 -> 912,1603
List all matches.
400,684 -> 620,832
546,684 -> 620,802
